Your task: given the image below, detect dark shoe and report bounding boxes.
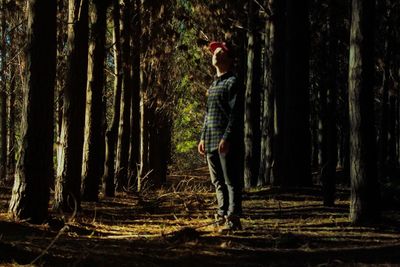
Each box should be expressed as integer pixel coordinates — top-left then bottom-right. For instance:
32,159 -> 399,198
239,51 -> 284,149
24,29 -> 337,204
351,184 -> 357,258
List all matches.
218,215 -> 242,233
214,214 -> 226,227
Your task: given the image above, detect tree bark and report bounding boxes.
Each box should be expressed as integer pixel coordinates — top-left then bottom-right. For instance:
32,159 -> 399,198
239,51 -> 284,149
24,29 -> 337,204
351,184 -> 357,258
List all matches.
7,71 -> 16,176
54,0 -> 89,212
279,0 -> 311,187
103,0 -> 122,197
81,0 -> 109,201
0,0 -> 8,180
244,0 -> 261,189
9,0 -> 57,224
127,0 -> 141,190
271,0 -> 286,186
258,0 -> 275,186
138,87 -> 149,192
115,0 -> 133,191
321,0 -> 338,206
348,0 -> 380,224
56,0 -> 66,152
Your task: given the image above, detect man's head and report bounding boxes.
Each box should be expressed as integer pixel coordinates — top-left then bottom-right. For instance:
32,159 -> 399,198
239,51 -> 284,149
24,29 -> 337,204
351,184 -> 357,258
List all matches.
209,41 -> 234,69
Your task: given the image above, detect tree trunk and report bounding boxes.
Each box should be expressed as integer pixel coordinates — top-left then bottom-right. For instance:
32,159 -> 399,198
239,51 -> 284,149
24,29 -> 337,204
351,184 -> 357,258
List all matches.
378,3 -> 396,180
147,108 -> 170,188
244,0 -> 261,189
0,0 -> 8,180
9,0 -> 56,224
279,0 -> 311,187
138,87 -> 149,192
81,0 -> 109,201
271,0 -> 286,186
258,0 -> 275,186
115,0 -> 133,191
56,0 -> 66,151
54,0 -> 89,212
103,0 -> 122,197
128,0 -> 141,189
321,0 -> 338,206
348,0 -> 380,224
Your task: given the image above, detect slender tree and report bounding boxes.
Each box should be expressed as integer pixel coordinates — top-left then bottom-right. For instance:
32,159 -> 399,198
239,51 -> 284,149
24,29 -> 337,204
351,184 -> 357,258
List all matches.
271,0 -> 286,186
138,81 -> 149,192
9,0 -> 57,223
348,0 -> 380,224
103,0 -> 122,197
320,0 -> 339,206
127,0 -> 141,189
258,0 -> 277,186
81,0 -> 110,201
115,0 -> 133,191
54,0 -> 89,212
244,0 -> 261,188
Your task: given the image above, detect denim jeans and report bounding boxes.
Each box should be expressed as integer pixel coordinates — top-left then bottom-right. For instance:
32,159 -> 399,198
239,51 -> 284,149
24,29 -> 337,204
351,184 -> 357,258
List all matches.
207,150 -> 243,217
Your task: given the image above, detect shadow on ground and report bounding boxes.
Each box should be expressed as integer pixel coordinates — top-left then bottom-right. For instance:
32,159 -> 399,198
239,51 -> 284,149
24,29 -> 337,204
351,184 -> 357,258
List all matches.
1,171 -> 400,267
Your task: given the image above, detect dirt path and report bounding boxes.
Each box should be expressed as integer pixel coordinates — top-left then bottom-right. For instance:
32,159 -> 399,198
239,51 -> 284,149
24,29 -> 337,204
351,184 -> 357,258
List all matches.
1,170 -> 400,266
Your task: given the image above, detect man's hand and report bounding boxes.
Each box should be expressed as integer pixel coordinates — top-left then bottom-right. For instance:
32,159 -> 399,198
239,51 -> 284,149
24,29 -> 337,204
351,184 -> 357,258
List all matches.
218,139 -> 230,155
198,140 -> 205,156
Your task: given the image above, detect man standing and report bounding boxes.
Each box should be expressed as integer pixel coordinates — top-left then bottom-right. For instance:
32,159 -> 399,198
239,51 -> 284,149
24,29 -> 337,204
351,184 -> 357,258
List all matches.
198,41 -> 243,231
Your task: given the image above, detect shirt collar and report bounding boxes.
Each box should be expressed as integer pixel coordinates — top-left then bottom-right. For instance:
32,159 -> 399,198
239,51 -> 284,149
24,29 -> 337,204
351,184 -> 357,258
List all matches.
215,71 -> 233,82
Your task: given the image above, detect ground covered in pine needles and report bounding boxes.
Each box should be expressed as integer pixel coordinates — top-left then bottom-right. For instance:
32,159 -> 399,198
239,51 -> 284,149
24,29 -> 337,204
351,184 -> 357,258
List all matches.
1,168 -> 400,267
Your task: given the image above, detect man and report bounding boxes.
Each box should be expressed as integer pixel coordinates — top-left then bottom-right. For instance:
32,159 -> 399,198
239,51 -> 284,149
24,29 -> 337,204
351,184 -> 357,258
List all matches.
198,41 -> 243,231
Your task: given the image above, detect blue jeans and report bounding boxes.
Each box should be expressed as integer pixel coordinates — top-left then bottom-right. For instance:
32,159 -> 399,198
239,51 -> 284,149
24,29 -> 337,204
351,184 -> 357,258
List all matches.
207,150 -> 242,216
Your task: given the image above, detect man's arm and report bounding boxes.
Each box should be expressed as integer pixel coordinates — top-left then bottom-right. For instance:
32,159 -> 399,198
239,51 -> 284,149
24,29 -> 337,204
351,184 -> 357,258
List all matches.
222,80 -> 240,142
198,112 -> 207,155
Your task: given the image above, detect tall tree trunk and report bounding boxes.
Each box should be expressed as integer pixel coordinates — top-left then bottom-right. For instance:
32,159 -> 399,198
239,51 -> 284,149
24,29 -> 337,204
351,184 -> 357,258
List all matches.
9,0 -> 56,223
54,0 -> 89,212
321,0 -> 338,206
7,14 -> 17,177
244,0 -> 261,188
138,86 -> 149,192
128,0 -> 141,189
56,0 -> 66,149
378,3 -> 395,180
271,0 -> 286,186
348,0 -> 380,224
81,0 -> 109,201
377,44 -> 389,181
115,0 -> 132,191
279,0 -> 311,187
0,0 -> 8,180
258,0 -> 275,186
103,0 -> 122,197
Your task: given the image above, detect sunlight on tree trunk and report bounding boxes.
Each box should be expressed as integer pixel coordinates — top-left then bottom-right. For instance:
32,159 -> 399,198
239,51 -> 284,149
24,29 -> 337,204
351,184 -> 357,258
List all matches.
348,0 -> 380,225
9,0 -> 56,224
81,0 -> 109,202
54,0 -> 89,212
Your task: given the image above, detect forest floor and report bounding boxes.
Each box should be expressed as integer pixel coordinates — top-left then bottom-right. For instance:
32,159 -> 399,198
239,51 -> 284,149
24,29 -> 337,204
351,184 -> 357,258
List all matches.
1,167 -> 400,267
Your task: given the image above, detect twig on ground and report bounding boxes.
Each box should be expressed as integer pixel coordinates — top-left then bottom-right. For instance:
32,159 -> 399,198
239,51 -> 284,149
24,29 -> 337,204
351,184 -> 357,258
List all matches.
30,225 -> 69,265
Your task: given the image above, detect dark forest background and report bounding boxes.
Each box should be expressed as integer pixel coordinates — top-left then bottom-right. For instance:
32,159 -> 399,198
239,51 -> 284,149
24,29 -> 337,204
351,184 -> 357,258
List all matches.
0,0 -> 399,228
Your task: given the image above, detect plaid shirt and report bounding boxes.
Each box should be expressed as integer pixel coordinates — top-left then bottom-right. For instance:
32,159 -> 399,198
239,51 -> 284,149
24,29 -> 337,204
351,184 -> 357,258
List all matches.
200,72 -> 241,153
